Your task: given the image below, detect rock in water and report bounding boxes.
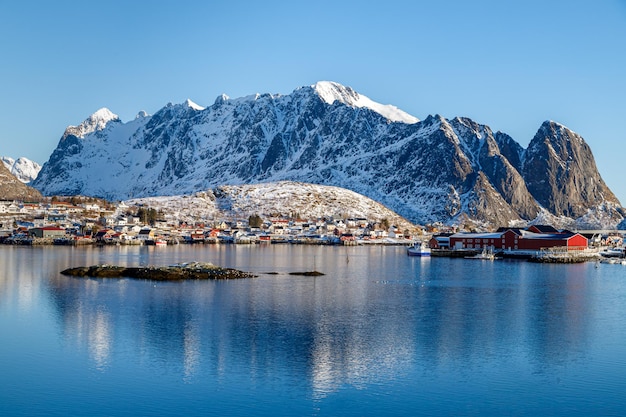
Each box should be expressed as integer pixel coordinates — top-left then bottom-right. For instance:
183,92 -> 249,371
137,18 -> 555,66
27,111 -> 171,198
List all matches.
60,262 -> 256,280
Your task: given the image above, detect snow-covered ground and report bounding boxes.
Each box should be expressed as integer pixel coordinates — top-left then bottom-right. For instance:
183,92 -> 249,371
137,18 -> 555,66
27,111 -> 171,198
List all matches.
126,181 -> 416,230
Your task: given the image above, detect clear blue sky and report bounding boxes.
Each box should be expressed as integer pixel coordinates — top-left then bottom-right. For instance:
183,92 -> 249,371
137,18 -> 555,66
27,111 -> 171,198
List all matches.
1,1 -> 625,202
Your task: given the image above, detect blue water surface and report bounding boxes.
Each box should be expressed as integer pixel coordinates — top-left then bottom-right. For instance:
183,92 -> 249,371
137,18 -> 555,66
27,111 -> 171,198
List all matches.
1,244 -> 625,416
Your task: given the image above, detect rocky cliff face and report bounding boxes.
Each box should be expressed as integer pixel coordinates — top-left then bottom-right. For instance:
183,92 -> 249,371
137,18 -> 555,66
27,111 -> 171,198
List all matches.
522,121 -> 620,218
31,82 -> 622,228
0,160 -> 42,201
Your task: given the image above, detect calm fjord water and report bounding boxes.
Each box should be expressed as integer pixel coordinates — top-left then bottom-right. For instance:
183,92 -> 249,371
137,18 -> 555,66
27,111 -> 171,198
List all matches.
1,244 -> 625,416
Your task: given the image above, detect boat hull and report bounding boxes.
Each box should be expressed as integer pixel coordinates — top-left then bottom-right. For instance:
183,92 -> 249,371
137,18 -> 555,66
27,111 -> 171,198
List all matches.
407,248 -> 431,257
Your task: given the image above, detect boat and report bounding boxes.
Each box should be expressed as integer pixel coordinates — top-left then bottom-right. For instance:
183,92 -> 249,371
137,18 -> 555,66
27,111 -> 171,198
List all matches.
154,238 -> 167,246
465,247 -> 496,260
599,247 -> 625,258
407,241 -> 431,257
600,258 -> 626,265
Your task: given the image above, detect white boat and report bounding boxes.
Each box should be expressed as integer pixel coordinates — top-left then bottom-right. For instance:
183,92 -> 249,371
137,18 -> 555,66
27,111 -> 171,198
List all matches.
599,247 -> 625,258
407,241 -> 431,257
154,238 -> 167,246
465,247 -> 496,260
600,258 -> 626,265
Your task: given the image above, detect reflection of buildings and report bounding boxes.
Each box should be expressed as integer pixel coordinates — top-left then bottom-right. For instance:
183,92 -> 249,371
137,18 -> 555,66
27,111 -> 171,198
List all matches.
42,246 -> 593,394
47,275 -> 213,378
45,248 -> 418,390
405,260 -> 593,374
0,246 -> 46,311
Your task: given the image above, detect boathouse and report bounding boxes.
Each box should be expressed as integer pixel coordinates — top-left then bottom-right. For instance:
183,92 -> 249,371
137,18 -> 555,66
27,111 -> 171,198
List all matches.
500,229 -> 587,251
449,227 -> 588,251
429,233 -> 453,249
28,226 -> 67,239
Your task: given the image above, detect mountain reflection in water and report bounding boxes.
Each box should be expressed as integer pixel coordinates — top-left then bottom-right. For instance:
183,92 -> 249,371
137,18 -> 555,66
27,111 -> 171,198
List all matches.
1,244 -> 623,416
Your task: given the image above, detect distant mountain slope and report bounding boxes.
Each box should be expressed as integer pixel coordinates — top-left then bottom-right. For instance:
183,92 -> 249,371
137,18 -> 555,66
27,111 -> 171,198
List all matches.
2,156 -> 41,183
127,181 -> 415,231
0,160 -> 42,201
32,81 -> 623,228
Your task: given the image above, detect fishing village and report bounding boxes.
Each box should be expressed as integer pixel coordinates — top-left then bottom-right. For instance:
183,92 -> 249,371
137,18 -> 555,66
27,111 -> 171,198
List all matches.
1,197 -> 624,264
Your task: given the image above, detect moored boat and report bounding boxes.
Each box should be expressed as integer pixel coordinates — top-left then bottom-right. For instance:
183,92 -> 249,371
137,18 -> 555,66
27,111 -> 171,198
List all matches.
407,241 -> 431,257
599,247 -> 625,258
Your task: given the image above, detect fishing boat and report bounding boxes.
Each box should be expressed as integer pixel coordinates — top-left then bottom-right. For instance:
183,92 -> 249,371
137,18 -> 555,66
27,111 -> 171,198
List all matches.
407,241 -> 431,257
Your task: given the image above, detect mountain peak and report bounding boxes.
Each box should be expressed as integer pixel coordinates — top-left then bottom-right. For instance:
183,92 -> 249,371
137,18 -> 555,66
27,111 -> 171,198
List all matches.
313,81 -> 360,106
535,120 -> 585,146
311,81 -> 419,124
184,99 -> 204,111
523,119 -> 620,217
1,156 -> 41,183
63,108 -> 120,139
214,94 -> 230,105
0,159 -> 42,200
91,107 -> 118,123
135,110 -> 149,119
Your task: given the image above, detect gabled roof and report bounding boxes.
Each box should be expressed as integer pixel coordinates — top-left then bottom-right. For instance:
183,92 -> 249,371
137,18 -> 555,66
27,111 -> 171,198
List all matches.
528,225 -> 560,233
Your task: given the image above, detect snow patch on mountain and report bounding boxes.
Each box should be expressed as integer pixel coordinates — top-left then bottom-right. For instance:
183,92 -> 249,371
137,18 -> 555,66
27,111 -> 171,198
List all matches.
313,81 -> 419,124
184,99 -> 204,111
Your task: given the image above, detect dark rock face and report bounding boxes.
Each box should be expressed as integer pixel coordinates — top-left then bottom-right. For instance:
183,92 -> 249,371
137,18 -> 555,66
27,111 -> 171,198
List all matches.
32,84 -> 621,226
522,121 -> 620,218
0,161 -> 42,201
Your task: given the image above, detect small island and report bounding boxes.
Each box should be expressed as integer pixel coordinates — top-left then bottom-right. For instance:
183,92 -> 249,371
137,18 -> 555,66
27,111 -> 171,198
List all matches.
61,262 -> 256,281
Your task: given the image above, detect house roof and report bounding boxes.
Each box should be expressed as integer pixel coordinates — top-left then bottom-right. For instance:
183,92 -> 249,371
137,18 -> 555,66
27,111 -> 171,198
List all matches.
450,232 -> 502,239
496,227 -> 524,233
518,230 -> 581,240
529,225 -> 560,233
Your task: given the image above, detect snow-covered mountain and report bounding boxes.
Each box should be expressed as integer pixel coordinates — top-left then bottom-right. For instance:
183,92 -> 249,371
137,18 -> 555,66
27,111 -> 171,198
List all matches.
32,81 -> 624,228
2,156 -> 41,183
0,159 -> 42,201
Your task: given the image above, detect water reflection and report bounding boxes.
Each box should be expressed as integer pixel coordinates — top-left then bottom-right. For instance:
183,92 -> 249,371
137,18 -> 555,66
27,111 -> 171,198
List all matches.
1,245 -> 605,401
89,309 -> 112,370
35,249 -> 593,395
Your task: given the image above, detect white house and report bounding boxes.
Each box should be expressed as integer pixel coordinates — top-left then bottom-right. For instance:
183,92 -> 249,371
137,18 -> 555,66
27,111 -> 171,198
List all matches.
83,203 -> 101,212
